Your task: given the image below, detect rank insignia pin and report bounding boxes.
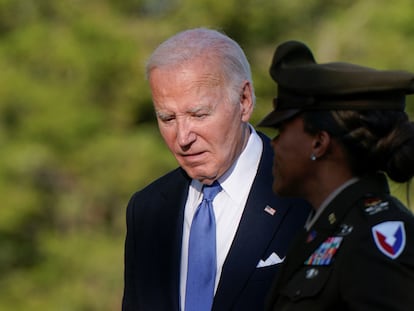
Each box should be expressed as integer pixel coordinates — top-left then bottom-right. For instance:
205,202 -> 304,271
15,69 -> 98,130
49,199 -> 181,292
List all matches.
328,213 -> 336,225
305,268 -> 319,279
337,224 -> 353,236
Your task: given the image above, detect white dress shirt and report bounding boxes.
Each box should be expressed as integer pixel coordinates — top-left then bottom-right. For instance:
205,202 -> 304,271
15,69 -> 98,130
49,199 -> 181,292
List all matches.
180,126 -> 263,309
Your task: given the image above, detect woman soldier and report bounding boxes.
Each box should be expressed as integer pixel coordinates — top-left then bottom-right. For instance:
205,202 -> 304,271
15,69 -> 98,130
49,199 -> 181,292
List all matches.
260,41 -> 414,311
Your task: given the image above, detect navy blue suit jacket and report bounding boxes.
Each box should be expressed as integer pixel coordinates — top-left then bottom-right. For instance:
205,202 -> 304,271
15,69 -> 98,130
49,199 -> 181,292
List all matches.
122,133 -> 310,311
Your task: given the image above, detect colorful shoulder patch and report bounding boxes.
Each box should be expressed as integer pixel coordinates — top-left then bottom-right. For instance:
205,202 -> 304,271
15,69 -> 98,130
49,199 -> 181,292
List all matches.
304,236 -> 343,266
371,221 -> 406,259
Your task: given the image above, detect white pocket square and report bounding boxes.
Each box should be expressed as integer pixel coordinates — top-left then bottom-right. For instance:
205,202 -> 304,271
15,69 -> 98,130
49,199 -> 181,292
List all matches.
256,252 -> 285,268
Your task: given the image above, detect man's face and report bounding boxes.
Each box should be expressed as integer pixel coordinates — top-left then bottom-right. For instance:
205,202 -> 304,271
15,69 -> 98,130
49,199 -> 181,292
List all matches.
149,59 -> 253,185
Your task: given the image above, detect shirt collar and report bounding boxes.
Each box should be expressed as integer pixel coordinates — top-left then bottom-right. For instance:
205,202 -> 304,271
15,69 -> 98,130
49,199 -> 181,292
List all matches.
217,125 -> 263,205
190,124 -> 263,204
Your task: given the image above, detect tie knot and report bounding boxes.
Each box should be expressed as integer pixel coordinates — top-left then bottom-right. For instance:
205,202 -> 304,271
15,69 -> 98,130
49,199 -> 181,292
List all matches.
202,181 -> 222,202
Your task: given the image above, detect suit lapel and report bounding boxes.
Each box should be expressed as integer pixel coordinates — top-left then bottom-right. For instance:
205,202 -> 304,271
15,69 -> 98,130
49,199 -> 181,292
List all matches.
153,168 -> 190,310
213,134 -> 294,309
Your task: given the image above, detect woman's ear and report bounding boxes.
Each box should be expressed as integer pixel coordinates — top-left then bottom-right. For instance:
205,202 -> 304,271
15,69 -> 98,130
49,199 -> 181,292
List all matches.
311,130 -> 331,158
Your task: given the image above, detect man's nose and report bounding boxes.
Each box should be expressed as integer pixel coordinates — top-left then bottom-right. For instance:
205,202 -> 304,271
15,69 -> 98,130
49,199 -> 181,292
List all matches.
176,119 -> 196,148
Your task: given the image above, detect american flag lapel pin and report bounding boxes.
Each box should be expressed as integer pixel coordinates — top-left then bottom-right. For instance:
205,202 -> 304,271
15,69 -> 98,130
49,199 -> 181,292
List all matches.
264,205 -> 276,216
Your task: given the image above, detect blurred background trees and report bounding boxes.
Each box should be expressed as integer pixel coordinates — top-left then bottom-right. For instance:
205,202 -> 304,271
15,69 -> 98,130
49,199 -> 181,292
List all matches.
0,0 -> 413,310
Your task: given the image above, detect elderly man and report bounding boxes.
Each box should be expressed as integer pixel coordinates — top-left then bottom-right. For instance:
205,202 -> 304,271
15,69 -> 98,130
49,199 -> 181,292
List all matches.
122,28 -> 310,311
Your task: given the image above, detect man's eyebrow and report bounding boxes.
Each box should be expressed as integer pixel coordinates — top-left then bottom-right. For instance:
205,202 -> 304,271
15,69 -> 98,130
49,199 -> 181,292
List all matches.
188,106 -> 209,114
155,111 -> 173,118
188,100 -> 215,113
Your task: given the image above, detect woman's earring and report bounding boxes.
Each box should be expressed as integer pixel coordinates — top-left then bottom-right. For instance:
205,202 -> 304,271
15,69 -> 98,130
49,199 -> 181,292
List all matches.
310,154 -> 317,161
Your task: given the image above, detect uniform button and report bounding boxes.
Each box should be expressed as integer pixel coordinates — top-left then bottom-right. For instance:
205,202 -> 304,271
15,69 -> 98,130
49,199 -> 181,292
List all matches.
294,289 -> 301,297
305,268 -> 319,279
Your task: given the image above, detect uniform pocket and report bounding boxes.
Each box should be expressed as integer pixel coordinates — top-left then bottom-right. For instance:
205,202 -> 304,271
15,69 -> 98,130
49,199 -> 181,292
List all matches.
280,266 -> 332,301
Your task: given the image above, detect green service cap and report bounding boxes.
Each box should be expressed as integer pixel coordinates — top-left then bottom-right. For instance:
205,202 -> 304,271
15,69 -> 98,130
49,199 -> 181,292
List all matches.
258,40 -> 414,127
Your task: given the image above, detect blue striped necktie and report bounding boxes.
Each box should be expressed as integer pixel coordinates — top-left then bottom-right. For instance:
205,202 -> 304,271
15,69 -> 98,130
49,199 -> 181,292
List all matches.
185,181 -> 222,311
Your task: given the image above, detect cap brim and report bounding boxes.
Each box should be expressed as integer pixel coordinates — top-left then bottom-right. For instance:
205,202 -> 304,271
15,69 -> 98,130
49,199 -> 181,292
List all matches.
257,109 -> 301,128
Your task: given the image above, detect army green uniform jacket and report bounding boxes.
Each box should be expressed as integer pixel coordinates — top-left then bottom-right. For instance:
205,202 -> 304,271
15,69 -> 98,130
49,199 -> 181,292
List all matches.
266,173 -> 414,311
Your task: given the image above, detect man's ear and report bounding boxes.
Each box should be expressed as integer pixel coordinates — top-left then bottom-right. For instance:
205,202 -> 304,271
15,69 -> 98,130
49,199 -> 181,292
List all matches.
240,81 -> 254,122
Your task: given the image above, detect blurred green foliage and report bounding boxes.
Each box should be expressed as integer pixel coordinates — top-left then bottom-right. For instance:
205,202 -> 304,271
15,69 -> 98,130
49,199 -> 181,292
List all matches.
0,0 -> 413,310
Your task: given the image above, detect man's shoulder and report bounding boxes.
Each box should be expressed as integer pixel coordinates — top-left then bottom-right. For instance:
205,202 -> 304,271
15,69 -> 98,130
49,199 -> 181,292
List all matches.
125,167 -> 191,220
131,167 -> 189,199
